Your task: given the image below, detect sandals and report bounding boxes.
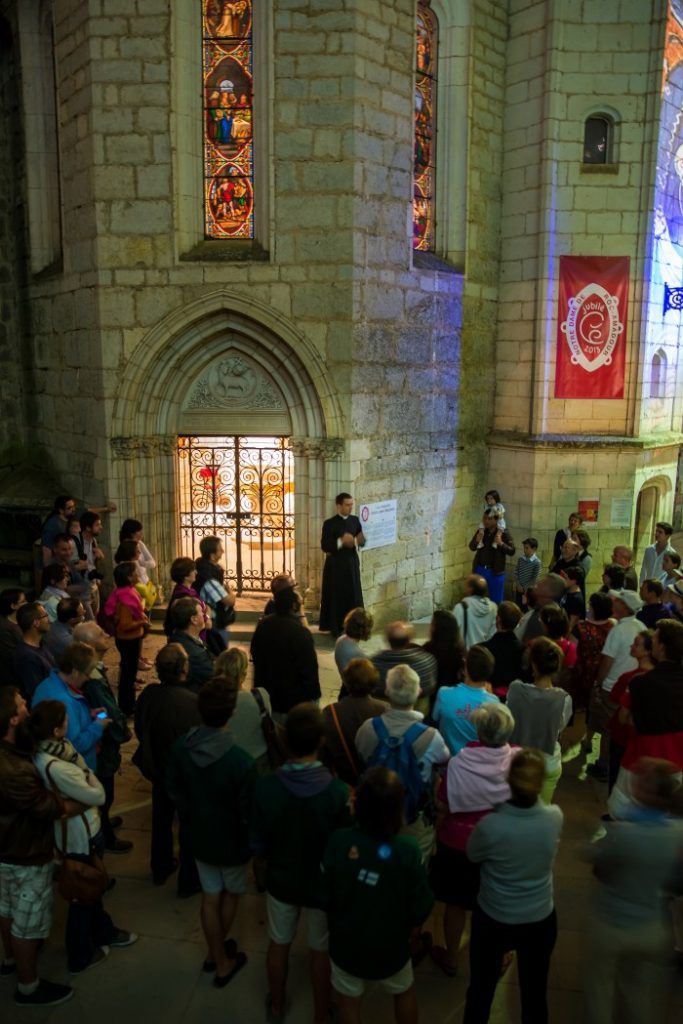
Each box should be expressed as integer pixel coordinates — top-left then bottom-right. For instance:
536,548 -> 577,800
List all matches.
430,945 -> 458,977
213,951 -> 247,988
202,938 -> 237,973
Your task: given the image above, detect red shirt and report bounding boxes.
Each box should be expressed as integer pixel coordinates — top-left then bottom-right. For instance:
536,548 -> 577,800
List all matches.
557,637 -> 577,670
609,667 -> 644,747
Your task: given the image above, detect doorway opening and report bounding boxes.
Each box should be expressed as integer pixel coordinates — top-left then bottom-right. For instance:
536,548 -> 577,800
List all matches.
177,435 -> 294,593
633,484 -> 659,560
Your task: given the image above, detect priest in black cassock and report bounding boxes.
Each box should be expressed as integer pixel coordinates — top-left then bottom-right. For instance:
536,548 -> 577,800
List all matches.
319,492 -> 365,636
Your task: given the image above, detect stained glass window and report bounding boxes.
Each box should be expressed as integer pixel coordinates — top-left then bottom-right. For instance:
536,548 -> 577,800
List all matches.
202,1 -> 254,239
413,0 -> 437,252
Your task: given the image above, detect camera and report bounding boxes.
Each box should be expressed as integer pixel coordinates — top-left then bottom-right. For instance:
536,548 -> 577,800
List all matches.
87,570 -> 104,581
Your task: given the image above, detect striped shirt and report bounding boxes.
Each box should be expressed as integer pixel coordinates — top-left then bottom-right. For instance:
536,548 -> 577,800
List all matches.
199,577 -> 228,610
515,554 -> 541,591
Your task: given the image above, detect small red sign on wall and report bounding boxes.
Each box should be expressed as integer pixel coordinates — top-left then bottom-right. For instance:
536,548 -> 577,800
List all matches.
555,256 -> 629,399
577,497 -> 599,524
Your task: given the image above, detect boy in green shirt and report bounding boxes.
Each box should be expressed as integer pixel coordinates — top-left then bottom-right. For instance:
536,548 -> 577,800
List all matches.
320,766 -> 434,1024
251,704 -> 351,1024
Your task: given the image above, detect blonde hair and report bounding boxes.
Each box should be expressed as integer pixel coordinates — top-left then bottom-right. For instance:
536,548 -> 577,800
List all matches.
213,647 -> 248,688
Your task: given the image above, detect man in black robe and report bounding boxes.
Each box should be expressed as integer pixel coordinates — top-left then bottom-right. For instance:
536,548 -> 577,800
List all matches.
319,493 -> 365,636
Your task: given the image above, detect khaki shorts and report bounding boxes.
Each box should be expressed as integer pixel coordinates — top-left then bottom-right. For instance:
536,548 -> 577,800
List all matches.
195,859 -> 248,895
266,894 -> 328,950
401,812 -> 435,865
0,863 -> 53,940
331,959 -> 413,998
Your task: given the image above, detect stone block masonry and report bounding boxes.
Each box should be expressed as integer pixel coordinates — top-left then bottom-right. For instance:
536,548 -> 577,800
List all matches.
9,0 -> 677,623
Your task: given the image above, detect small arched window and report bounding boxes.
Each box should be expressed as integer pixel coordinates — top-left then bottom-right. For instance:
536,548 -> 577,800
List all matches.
413,0 -> 438,252
650,349 -> 667,399
583,115 -> 611,165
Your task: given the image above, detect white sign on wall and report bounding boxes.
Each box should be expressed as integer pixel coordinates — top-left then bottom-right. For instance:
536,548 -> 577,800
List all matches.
610,495 -> 632,529
359,500 -> 397,551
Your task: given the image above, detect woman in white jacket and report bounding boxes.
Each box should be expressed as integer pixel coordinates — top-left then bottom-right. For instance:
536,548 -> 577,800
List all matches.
30,700 -> 137,974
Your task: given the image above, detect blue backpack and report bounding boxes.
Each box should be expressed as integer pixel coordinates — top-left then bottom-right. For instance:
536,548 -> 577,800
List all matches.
366,718 -> 428,823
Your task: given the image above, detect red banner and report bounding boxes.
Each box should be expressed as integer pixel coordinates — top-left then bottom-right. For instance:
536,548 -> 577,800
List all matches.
554,256 -> 629,399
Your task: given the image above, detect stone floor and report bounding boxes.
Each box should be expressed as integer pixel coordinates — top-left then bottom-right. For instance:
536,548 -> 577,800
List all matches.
2,601 -> 682,1023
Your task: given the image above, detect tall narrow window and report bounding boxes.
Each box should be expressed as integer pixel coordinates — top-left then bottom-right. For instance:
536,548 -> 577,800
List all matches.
583,116 -> 610,165
202,1 -> 254,239
413,0 -> 438,252
650,349 -> 667,399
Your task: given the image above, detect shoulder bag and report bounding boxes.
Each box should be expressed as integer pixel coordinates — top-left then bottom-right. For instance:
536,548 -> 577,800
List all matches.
45,761 -> 109,905
251,688 -> 286,768
329,703 -> 360,782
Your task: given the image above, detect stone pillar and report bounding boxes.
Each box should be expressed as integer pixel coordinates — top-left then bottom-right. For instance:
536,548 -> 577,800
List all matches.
290,435 -> 344,620
110,435 -> 178,597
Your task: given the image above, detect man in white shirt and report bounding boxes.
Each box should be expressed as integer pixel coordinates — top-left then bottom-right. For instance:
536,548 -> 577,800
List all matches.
639,522 -> 675,585
587,590 -> 647,780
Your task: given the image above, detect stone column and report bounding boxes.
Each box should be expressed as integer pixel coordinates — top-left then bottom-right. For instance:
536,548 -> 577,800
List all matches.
290,436 -> 344,620
145,435 -> 178,598
110,435 -> 178,598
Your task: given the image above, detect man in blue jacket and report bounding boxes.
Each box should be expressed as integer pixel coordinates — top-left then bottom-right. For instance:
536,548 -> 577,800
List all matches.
31,642 -> 110,770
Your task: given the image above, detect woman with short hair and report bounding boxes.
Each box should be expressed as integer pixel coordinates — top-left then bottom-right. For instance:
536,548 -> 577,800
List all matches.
322,658 -> 386,785
507,638 -> 572,804
163,556 -> 210,639
335,607 -> 374,698
430,702 -> 518,977
463,749 -> 563,1024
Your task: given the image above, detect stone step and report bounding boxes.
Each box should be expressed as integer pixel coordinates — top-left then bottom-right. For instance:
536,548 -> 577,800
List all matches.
150,604 -> 263,624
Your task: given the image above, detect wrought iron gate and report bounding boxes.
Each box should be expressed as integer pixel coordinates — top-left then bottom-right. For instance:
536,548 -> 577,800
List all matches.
177,435 -> 294,592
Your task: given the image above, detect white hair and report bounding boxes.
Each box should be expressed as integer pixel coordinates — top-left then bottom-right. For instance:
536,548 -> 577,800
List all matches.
73,621 -> 104,645
385,664 -> 420,707
469,703 -> 515,747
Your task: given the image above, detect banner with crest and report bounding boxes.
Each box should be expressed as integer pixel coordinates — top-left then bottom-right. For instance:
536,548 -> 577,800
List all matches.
554,256 -> 629,399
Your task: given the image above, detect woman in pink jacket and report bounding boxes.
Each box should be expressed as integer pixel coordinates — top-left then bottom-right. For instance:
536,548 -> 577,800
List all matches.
429,702 -> 518,976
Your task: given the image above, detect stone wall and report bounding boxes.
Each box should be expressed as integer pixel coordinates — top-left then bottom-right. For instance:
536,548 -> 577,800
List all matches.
495,0 -> 659,438
8,0 -> 677,616
0,8 -> 28,462
18,0 -> 501,621
488,0 -> 681,582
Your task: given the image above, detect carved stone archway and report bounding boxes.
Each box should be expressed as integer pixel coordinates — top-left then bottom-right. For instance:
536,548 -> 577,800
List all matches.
109,291 -> 346,603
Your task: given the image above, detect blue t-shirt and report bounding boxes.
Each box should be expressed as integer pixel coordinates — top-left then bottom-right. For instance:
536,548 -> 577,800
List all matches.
432,684 -> 500,754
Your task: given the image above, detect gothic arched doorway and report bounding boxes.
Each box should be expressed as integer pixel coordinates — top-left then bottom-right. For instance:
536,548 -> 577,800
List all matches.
109,292 -> 345,602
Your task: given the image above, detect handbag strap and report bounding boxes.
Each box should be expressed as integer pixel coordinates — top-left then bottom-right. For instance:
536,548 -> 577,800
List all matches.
45,759 -> 69,856
251,687 -> 268,720
45,758 -> 93,848
330,703 -> 359,778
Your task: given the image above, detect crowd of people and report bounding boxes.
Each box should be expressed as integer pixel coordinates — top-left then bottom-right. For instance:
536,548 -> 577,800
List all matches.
0,495 -> 682,1022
